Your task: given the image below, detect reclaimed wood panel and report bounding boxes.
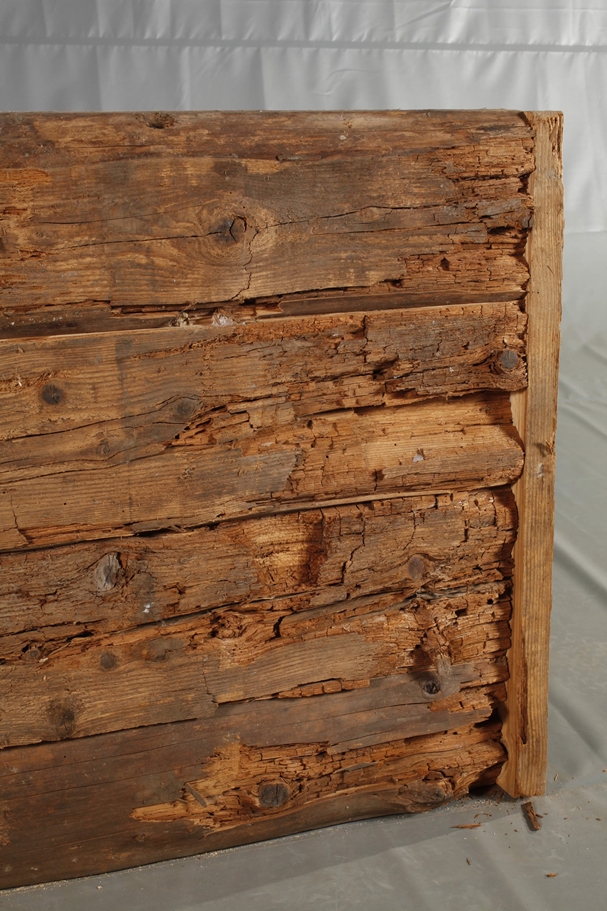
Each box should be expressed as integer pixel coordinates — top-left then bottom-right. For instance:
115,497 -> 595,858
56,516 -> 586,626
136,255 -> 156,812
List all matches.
0,712 -> 505,888
0,489 -> 516,640
0,110 -> 563,888
0,391 -> 523,551
0,302 -> 527,439
1,488 -> 514,748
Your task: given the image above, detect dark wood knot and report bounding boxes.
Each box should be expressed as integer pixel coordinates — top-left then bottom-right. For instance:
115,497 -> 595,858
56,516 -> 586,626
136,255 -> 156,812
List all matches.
407,554 -> 426,581
100,651 -> 117,671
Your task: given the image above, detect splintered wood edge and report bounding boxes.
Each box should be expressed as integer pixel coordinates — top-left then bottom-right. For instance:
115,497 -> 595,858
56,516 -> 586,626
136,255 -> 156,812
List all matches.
497,111 -> 563,797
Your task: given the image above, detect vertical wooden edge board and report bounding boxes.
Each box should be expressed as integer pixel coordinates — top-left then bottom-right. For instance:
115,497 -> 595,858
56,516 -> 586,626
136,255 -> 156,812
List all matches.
498,112 -> 564,797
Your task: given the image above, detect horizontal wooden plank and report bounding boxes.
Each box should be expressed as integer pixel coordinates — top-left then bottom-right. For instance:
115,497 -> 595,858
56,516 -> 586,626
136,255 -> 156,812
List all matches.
0,111 -> 533,311
0,488 -> 516,641
0,288 -> 525,339
1,481 -> 514,747
0,585 -> 510,747
0,392 -> 524,551
0,110 -> 535,166
0,486 -> 514,747
0,302 -> 527,442
130,714 -> 504,830
0,708 -> 505,888
0,578 -> 510,747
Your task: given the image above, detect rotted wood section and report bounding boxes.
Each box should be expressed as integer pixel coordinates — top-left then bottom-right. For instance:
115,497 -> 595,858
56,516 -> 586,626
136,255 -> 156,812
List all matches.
0,110 -> 562,889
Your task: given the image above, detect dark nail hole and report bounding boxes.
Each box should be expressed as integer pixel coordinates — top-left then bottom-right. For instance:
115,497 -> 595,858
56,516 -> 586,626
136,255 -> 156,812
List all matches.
499,349 -> 519,371
423,679 -> 441,696
41,383 -> 65,406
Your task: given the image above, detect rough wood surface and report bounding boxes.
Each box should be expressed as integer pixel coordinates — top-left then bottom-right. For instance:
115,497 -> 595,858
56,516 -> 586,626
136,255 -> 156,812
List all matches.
0,713 -> 505,889
0,302 -> 527,440
0,110 -> 562,887
497,112 -> 564,798
0,111 -> 533,315
0,488 -> 516,640
0,488 -> 514,747
0,389 -> 523,551
0,586 -> 511,747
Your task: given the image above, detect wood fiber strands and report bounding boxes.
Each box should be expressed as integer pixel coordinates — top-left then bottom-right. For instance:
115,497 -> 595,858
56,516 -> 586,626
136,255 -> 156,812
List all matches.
0,718 -> 505,887
0,110 -> 533,314
0,487 -> 516,747
0,111 -> 563,888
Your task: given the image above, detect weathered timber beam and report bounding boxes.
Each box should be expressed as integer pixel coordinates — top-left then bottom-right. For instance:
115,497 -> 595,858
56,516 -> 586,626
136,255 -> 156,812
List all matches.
0,110 -> 534,165
498,112 -> 564,798
0,392 -> 523,551
0,288 -> 527,338
0,111 -> 533,310
0,302 -> 526,441
0,575 -> 510,746
0,488 -> 516,640
0,711 -> 505,888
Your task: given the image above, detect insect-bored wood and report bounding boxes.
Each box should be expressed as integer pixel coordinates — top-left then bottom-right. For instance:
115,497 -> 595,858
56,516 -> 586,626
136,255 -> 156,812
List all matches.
0,110 -> 562,889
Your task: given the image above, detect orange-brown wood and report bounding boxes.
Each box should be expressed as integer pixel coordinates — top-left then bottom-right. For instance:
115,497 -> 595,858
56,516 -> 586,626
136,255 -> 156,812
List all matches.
0,110 -> 562,887
497,112 -> 564,797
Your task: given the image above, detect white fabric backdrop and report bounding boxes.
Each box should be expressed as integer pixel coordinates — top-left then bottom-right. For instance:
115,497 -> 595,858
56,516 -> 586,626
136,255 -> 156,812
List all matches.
1,0 -> 607,336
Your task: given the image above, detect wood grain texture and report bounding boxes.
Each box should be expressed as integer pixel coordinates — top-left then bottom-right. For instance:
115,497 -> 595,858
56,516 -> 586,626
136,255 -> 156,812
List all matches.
497,112 -> 564,798
0,488 -> 516,640
0,302 -> 527,441
0,588 -> 510,748
0,110 -> 562,886
0,300 -> 526,549
0,390 -> 523,551
0,111 -> 533,313
0,712 -> 505,889
0,488 -> 514,747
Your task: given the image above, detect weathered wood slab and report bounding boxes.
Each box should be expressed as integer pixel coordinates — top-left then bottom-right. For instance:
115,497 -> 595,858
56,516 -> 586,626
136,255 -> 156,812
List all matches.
0,391 -> 523,551
0,488 -> 516,639
0,111 -> 533,315
498,112 -> 564,797
0,302 -> 527,440
0,488 -> 514,747
0,110 -> 563,888
0,710 -> 505,888
0,586 -> 511,747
